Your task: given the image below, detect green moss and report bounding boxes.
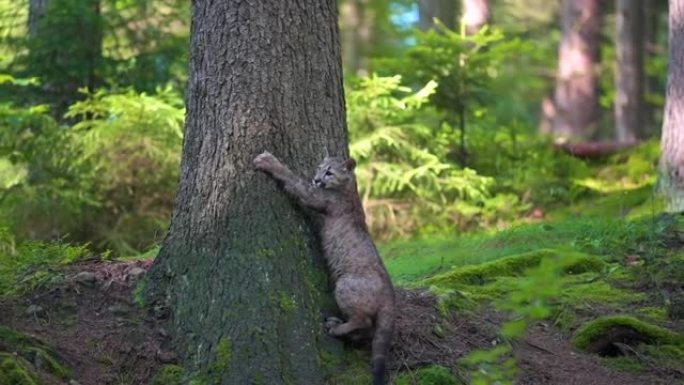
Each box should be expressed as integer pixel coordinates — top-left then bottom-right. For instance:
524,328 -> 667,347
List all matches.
635,306 -> 669,323
422,249 -> 604,288
603,356 -> 646,373
328,365 -> 371,385
133,278 -> 147,307
0,326 -> 37,347
0,327 -> 68,383
278,291 -> 296,313
327,349 -> 372,385
319,349 -> 342,372
572,315 -> 684,350
149,365 -> 185,385
560,274 -> 646,310
253,371 -> 265,385
395,365 -> 464,385
211,337 -> 232,379
0,354 -> 38,385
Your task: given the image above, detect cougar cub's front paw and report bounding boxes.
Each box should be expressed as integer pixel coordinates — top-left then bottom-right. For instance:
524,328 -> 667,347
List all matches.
253,151 -> 280,172
325,316 -> 343,335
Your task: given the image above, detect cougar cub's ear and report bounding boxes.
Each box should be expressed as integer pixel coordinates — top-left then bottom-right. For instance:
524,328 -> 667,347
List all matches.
344,158 -> 356,171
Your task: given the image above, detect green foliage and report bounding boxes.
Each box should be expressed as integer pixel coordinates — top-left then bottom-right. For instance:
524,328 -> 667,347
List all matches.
383,23 -> 537,127
0,87 -> 183,255
0,354 -> 38,385
0,231 -> 91,296
0,326 -> 69,382
395,365 -> 463,385
149,365 -> 185,385
461,345 -> 517,385
347,74 -> 493,238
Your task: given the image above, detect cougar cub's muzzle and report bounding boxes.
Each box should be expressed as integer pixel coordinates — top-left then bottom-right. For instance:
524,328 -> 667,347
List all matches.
313,178 -> 326,188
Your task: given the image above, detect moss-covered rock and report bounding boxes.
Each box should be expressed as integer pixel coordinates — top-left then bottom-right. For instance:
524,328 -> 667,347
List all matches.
422,249 -> 605,287
395,365 -> 464,385
572,315 -> 684,354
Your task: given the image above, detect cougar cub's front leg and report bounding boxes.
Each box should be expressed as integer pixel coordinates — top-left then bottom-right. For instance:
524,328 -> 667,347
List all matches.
253,151 -> 328,211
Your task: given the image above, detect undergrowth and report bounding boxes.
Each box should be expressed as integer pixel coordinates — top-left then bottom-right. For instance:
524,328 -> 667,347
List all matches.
0,229 -> 93,297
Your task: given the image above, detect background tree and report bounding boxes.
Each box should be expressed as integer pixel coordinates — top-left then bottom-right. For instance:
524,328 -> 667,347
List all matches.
419,0 -> 458,30
659,0 -> 684,211
25,0 -> 103,117
27,0 -> 49,37
614,0 -> 644,142
552,0 -> 602,140
340,0 -> 374,76
144,0 -> 347,383
463,0 -> 491,34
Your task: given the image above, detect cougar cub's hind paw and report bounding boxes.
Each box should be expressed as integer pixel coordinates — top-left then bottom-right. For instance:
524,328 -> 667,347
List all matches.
325,316 -> 343,335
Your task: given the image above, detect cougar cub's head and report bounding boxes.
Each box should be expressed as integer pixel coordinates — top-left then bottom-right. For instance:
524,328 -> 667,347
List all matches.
312,157 -> 356,190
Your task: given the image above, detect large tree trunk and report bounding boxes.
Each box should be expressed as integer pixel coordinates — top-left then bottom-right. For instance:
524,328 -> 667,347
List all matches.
418,0 -> 458,30
145,0 -> 348,383
552,0 -> 602,139
659,0 -> 684,211
462,0 -> 490,34
340,0 -> 374,76
615,0 -> 645,142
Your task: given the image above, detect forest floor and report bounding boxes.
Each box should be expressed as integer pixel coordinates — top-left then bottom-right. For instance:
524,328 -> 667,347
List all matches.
1,257 -> 680,385
2,161 -> 684,384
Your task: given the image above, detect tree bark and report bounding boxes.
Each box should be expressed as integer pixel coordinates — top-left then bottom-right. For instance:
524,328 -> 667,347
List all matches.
552,0 -> 602,139
659,0 -> 684,211
615,0 -> 645,142
462,0 -> 490,34
418,0 -> 458,30
145,1 -> 348,383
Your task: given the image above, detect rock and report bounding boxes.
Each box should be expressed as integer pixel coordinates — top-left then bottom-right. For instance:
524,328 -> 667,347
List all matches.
25,304 -> 44,316
74,271 -> 97,285
128,267 -> 147,279
108,304 -> 130,316
157,349 -> 178,363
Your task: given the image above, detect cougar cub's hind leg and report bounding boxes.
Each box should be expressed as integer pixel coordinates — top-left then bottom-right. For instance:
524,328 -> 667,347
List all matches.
326,314 -> 372,337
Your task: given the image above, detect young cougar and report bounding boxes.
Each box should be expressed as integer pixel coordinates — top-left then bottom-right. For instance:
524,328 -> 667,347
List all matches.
253,151 -> 395,385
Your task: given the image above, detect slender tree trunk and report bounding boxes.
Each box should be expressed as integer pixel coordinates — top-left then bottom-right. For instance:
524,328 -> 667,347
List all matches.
27,0 -> 49,38
552,0 -> 602,139
340,0 -> 374,76
27,0 -> 102,118
462,0 -> 490,34
418,0 -> 457,30
615,0 -> 644,142
659,0 -> 684,211
145,0 -> 348,383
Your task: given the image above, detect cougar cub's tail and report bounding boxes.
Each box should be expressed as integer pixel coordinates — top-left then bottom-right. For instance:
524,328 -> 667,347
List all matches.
371,305 -> 394,385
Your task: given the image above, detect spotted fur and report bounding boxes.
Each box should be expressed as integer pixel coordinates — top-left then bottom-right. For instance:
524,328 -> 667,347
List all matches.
254,151 -> 395,385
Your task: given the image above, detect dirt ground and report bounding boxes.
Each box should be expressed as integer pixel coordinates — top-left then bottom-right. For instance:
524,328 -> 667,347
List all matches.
0,260 -> 681,385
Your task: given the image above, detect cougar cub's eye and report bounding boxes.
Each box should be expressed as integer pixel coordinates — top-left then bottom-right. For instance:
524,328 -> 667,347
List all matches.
324,170 -> 333,176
